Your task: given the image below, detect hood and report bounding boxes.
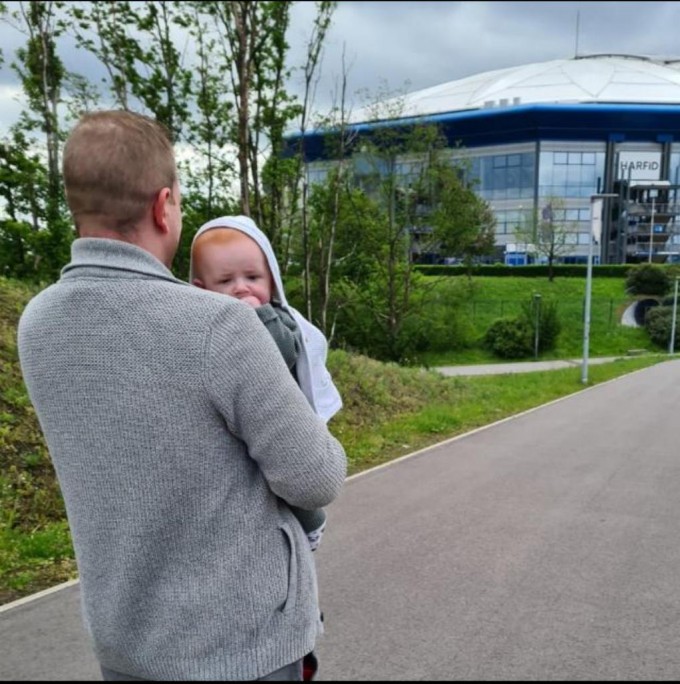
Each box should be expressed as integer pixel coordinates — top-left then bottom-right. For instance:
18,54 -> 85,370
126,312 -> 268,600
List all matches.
190,215 -> 289,308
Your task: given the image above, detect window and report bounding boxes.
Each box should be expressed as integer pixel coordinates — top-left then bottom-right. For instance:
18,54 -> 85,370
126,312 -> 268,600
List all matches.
468,152 -> 536,201
539,150 -> 605,199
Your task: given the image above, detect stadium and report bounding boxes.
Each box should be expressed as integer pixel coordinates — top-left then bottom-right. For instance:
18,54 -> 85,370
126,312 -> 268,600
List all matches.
293,54 -> 680,265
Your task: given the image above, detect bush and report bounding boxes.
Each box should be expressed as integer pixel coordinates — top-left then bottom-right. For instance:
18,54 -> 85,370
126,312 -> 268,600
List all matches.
644,306 -> 680,348
520,298 -> 561,352
330,272 -> 475,363
625,264 -> 670,296
484,317 -> 533,358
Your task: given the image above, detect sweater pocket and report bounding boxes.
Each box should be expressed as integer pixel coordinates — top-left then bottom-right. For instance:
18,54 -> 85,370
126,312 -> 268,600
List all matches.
278,522 -> 299,615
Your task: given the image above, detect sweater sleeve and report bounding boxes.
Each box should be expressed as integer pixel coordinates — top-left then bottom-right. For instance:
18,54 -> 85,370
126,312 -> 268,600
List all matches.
203,301 -> 347,510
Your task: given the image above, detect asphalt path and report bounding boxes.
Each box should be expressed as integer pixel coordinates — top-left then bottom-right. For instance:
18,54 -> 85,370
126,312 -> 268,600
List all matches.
435,356 -> 622,376
2,359 -> 680,681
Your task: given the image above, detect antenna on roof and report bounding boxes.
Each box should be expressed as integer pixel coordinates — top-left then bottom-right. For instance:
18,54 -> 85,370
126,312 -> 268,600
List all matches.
574,10 -> 581,58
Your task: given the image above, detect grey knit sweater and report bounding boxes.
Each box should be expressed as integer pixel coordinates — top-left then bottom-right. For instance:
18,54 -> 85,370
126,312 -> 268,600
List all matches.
17,238 -> 347,680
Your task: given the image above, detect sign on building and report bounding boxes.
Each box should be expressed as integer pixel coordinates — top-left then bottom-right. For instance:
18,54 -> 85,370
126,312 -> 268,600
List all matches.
617,151 -> 662,181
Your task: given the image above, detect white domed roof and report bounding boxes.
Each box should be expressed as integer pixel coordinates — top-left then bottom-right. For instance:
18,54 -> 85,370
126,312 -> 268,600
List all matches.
354,55 -> 680,123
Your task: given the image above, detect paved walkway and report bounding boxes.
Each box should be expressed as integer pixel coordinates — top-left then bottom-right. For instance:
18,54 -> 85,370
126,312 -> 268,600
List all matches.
2,358 -> 678,680
435,356 -> 623,376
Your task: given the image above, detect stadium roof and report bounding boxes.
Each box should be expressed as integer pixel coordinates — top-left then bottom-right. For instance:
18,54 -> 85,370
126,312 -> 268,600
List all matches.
351,54 -> 680,124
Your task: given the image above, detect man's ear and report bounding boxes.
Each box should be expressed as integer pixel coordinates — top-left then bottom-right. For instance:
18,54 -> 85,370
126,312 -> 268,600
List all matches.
192,278 -> 206,289
152,187 -> 172,234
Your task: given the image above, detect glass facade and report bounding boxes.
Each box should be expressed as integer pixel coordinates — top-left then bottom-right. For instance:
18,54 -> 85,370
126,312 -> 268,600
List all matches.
467,152 -> 535,201
538,150 -> 606,198
494,208 -> 531,235
305,139 -> 680,262
670,148 -> 680,186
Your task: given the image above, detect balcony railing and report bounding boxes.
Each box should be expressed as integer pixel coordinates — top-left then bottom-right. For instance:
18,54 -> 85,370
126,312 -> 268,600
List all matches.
625,202 -> 680,216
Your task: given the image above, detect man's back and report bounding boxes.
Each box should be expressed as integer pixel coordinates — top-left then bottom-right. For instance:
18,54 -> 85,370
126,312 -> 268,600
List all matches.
18,238 -> 347,680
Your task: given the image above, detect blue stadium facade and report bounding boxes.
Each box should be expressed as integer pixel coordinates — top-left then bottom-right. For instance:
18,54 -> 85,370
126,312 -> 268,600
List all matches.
289,55 -> 680,265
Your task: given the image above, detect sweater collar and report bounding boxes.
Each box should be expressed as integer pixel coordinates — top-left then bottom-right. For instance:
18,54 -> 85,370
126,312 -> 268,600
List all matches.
61,238 -> 184,285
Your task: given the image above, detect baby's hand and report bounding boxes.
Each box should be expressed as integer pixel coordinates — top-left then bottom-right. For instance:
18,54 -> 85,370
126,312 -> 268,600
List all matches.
238,295 -> 263,308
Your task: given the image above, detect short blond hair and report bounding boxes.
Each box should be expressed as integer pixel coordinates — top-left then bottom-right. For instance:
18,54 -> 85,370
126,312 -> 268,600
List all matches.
63,110 -> 177,233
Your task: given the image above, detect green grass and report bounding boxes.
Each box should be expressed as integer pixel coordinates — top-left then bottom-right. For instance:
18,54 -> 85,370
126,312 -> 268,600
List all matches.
416,274 -> 653,365
0,274 -> 668,605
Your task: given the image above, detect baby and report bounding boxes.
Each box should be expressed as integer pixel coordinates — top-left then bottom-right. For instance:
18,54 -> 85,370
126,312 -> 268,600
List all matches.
190,215 -> 343,551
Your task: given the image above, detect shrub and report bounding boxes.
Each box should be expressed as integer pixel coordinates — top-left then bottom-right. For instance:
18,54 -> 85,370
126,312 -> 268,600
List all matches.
625,264 -> 670,296
483,317 -> 533,358
520,298 -> 561,352
644,306 -> 680,348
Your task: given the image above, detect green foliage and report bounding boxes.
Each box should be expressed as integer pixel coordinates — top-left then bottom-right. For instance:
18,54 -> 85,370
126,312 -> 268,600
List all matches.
427,159 -> 496,267
625,263 -> 670,296
0,274 -> 667,604
483,296 -> 561,360
483,317 -> 534,358
520,297 -> 562,352
644,306 -> 680,348
416,264 -> 631,278
0,279 -> 66,525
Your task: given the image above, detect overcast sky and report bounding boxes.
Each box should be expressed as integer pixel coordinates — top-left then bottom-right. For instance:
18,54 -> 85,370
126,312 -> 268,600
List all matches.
0,0 -> 678,135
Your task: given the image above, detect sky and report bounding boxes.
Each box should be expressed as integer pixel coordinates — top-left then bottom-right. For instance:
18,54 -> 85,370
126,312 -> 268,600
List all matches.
0,1 -> 679,135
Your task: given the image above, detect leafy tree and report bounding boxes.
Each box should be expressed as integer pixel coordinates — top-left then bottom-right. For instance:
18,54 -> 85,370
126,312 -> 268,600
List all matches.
66,0 -> 141,110
301,42 -> 354,333
290,0 -> 336,316
10,0 -> 65,219
427,159 -> 496,276
128,1 -> 193,142
514,197 -> 574,281
0,129 -> 48,230
183,2 -> 236,217
4,0 -> 73,281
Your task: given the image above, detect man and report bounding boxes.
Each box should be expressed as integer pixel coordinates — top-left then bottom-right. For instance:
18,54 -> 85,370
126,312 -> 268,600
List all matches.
17,111 -> 347,681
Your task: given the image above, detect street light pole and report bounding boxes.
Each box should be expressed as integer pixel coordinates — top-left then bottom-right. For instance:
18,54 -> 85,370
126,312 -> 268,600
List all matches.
533,293 -> 542,360
648,195 -> 656,264
582,193 -> 618,384
670,276 -> 679,355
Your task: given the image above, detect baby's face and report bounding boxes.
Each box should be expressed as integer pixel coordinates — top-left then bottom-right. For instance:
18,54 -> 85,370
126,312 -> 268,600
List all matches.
195,233 -> 273,308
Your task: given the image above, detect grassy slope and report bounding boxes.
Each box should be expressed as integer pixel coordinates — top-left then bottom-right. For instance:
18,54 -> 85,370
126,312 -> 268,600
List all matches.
0,275 -> 667,604
417,274 -> 652,365
0,278 -> 77,604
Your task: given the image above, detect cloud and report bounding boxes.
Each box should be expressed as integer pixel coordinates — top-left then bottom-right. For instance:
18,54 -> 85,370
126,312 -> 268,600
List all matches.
288,0 -> 680,116
2,1 -> 680,137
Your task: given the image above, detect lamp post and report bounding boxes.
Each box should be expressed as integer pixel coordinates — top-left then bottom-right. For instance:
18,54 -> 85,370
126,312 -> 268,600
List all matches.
533,293 -> 542,360
648,195 -> 656,264
582,193 -> 618,384
670,276 -> 679,355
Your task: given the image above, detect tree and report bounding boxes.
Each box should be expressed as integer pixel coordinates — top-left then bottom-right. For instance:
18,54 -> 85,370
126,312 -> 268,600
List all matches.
291,0 -> 336,318
11,0 -> 65,221
4,0 -> 73,281
67,1 -> 141,111
427,159 -> 496,276
128,1 -> 193,142
315,89 -> 439,361
514,197 -> 574,281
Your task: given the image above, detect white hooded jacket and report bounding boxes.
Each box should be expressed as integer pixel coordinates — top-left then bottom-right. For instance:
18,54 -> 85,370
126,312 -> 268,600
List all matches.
190,216 -> 343,422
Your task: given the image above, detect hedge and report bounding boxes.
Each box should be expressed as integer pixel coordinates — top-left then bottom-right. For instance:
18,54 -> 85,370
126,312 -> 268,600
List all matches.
415,264 -> 634,278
